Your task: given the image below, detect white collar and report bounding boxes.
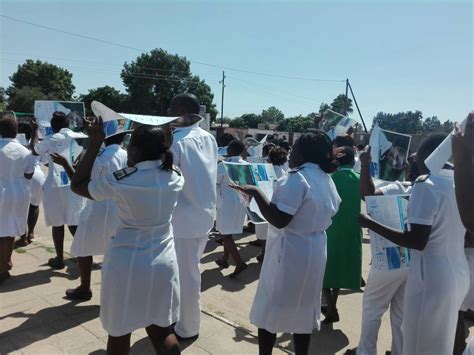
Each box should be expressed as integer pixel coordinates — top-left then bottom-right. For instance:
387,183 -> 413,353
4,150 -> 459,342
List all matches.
134,160 -> 162,170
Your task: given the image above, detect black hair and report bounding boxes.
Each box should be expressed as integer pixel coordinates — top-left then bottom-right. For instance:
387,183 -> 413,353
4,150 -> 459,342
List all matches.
227,139 -> 245,156
0,117 -> 18,138
334,135 -> 355,148
105,133 -> 127,146
298,130 -> 336,174
50,111 -> 68,133
357,144 -> 365,151
277,140 -> 291,152
129,125 -> 173,171
17,117 -> 34,140
417,133 -> 447,173
171,93 -> 200,114
219,132 -> 235,147
262,143 -> 276,157
335,146 -> 355,166
268,146 -> 288,166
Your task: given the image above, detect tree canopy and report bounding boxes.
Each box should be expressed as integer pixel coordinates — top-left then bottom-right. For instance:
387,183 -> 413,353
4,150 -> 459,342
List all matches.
7,86 -> 47,113
373,111 -> 453,134
79,86 -> 129,116
7,60 -> 75,101
121,48 -> 217,119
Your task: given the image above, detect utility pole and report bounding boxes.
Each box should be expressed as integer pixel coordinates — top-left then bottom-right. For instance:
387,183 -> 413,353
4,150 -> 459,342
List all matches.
344,78 -> 349,116
348,81 -> 368,132
219,71 -> 226,127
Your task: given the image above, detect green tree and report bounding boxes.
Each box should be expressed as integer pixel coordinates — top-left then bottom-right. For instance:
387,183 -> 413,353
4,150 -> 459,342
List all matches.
121,49 -> 217,120
442,120 -> 454,133
7,59 -> 75,100
229,117 -> 246,128
319,103 -> 330,114
372,111 -> 424,134
422,116 -> 442,132
240,113 -> 262,128
261,106 -> 284,124
79,86 -> 129,116
278,115 -> 314,132
330,94 -> 353,115
7,86 -> 47,113
0,87 -> 6,111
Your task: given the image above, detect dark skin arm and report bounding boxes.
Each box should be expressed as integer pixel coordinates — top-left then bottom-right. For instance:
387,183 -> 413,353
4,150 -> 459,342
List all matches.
452,113 -> 474,234
70,117 -> 105,200
29,119 -> 40,156
359,213 -> 431,251
230,184 -> 293,229
50,153 -> 75,179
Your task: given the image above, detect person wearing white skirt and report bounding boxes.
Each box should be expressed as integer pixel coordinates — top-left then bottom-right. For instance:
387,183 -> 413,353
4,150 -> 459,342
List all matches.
0,118 -> 35,283
15,118 -> 45,246
254,146 -> 288,263
33,112 -> 87,269
58,127 -> 128,301
215,140 -> 249,277
360,134 -> 469,355
71,118 -> 183,355
232,131 -> 341,355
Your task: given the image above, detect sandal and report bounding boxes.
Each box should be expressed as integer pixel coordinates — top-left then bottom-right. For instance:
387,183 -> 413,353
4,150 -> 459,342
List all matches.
48,257 -> 65,269
215,259 -> 229,269
229,263 -> 248,278
14,237 -> 28,248
65,287 -> 92,301
249,240 -> 262,247
322,310 -> 340,325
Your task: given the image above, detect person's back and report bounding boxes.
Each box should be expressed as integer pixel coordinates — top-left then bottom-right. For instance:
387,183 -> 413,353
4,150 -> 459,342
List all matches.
171,123 -> 218,237
0,139 -> 32,180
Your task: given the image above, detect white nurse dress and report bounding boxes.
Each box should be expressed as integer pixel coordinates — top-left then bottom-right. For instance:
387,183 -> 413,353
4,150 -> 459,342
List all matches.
0,139 -> 35,237
403,174 -> 469,355
70,144 -> 127,257
216,156 -> 248,235
35,128 -> 86,226
88,160 -> 184,337
250,163 -> 341,334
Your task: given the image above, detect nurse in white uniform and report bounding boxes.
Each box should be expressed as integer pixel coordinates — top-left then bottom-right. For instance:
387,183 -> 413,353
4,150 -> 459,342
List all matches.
15,118 -> 46,247
168,94 -> 218,340
233,131 -> 341,355
55,121 -> 129,300
0,118 -> 35,282
34,112 -> 86,269
215,139 -> 248,276
350,147 -> 412,355
360,134 -> 469,355
71,119 -> 183,355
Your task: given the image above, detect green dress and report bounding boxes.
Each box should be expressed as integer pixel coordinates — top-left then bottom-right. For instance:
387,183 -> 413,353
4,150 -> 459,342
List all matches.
323,166 -> 362,290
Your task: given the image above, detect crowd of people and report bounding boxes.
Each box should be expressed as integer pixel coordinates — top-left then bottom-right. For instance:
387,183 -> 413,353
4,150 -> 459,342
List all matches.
0,93 -> 473,355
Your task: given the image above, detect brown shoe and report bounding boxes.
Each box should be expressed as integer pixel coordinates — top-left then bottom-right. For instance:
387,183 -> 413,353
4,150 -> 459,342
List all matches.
14,237 -> 28,248
229,263 -> 248,278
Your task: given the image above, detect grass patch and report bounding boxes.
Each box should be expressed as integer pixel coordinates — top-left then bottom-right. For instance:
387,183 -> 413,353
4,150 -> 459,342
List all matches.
14,248 -> 26,253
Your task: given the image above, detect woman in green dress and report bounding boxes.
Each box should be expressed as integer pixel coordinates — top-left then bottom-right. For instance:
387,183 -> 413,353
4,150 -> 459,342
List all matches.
323,146 -> 362,324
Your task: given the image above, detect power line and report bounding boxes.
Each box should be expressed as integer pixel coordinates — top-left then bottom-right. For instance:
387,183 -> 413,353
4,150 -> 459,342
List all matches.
0,15 -> 345,83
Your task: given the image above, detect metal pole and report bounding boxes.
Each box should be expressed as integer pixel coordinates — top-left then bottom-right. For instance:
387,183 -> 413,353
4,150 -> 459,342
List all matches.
344,78 -> 349,116
219,71 -> 225,127
348,82 -> 368,132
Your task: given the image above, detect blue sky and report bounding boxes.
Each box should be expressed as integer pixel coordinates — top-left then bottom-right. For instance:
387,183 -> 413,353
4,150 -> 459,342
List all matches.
1,0 -> 472,126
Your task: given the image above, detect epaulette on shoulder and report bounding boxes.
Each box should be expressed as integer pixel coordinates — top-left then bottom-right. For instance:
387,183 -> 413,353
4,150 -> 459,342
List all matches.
289,167 -> 304,174
113,167 -> 137,181
97,148 -> 105,157
414,174 -> 429,183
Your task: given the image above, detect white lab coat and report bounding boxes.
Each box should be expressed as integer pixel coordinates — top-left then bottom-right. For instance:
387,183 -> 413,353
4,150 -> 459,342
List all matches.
35,128 -> 86,226
70,144 -> 128,257
357,182 -> 409,355
216,156 -> 247,235
88,159 -> 184,337
0,139 -> 35,237
171,122 -> 218,239
170,122 -> 218,338
403,175 -> 469,355
250,163 -> 341,333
